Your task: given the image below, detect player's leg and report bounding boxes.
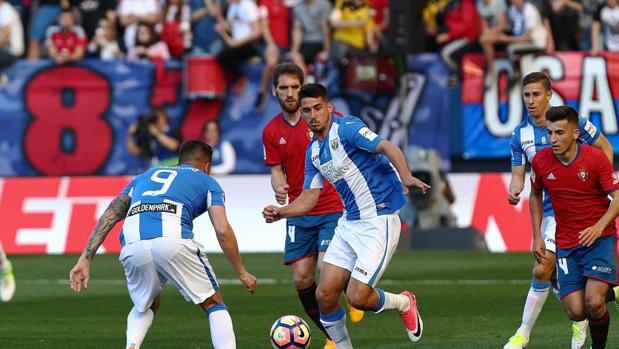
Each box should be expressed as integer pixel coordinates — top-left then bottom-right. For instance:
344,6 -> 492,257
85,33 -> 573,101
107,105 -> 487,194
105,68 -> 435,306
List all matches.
344,214 -> 423,342
316,262 -> 353,349
119,240 -> 163,349
557,245 -> 589,348
505,217 -> 558,349
316,221 -> 356,349
582,235 -> 617,349
317,214 -> 365,324
153,238 -> 234,349
285,219 -> 334,343
0,240 -> 15,302
199,291 -> 235,349
584,280 -> 611,349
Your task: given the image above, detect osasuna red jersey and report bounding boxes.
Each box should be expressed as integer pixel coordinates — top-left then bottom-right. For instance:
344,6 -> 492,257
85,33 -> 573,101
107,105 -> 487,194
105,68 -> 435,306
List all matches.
531,144 -> 619,249
263,113 -> 343,215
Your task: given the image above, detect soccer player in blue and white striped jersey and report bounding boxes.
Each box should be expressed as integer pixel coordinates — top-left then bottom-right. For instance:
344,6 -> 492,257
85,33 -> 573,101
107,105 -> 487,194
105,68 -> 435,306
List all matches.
263,83 -> 430,348
505,72 -> 616,349
69,140 -> 256,349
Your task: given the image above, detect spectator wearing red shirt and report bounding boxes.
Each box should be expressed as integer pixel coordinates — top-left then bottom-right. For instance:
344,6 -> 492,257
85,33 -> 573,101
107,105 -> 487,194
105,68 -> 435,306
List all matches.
366,0 -> 389,49
255,0 -> 290,110
46,8 -> 87,65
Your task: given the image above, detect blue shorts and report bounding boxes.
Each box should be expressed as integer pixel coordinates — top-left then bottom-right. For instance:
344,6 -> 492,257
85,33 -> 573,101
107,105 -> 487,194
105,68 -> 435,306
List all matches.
556,235 -> 618,299
284,212 -> 342,264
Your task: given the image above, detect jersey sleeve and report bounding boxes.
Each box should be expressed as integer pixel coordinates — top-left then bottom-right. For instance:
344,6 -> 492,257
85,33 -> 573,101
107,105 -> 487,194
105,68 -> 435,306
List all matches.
262,124 -> 281,166
510,130 -> 526,166
340,116 -> 384,153
577,115 -> 601,145
303,144 -> 324,189
530,157 -> 544,192
206,177 -> 225,207
120,177 -> 136,197
595,151 -> 619,193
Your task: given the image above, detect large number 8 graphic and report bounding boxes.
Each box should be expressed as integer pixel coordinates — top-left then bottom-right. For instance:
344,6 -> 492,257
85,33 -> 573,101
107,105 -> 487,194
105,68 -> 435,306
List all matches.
143,170 -> 178,196
24,67 -> 112,175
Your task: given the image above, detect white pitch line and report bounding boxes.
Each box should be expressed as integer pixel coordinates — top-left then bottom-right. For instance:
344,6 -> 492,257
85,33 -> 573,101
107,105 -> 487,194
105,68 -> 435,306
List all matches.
16,278 -> 531,286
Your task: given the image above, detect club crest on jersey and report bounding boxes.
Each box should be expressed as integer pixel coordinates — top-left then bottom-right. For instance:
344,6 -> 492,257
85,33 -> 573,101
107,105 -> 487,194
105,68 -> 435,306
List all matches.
330,139 -> 339,150
307,129 -> 313,140
578,169 -> 588,182
613,173 -> 619,185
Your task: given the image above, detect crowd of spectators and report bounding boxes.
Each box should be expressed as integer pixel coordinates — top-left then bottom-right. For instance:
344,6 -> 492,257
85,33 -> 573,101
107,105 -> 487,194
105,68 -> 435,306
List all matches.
423,0 -> 619,87
1,1 -> 619,89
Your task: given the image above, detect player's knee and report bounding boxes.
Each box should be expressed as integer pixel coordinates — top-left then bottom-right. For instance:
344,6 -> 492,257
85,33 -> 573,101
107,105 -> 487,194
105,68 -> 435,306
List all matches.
292,271 -> 315,290
585,295 -> 606,317
532,264 -> 552,281
315,285 -> 338,307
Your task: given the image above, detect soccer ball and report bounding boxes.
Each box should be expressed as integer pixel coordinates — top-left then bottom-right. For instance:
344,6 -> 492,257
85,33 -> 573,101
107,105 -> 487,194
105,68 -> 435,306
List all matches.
269,315 -> 312,349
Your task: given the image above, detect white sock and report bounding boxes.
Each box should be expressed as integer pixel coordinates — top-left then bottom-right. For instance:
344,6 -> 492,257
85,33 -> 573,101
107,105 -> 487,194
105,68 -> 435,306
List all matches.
516,280 -> 550,338
374,288 -> 410,313
207,304 -> 236,349
126,307 -> 154,349
320,307 -> 352,349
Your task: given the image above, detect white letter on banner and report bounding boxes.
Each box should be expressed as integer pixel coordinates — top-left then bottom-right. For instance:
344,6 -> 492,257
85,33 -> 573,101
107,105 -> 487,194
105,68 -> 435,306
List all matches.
580,56 -> 617,133
484,59 -> 521,137
530,55 -> 565,106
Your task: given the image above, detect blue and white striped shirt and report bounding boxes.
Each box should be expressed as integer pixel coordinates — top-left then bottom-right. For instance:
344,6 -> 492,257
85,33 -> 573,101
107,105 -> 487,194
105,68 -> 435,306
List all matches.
303,116 -> 405,221
119,164 -> 225,246
510,115 -> 600,217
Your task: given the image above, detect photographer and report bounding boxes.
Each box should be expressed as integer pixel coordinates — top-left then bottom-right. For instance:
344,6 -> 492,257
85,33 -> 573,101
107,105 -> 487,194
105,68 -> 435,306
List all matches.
127,106 -> 181,167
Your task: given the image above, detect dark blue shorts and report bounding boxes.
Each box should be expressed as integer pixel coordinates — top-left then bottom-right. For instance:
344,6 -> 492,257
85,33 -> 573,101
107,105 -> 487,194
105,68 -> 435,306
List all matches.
284,212 -> 342,265
556,234 -> 618,298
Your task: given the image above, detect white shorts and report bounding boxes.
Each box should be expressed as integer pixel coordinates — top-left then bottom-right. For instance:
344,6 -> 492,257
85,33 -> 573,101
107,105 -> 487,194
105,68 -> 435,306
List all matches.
542,216 -> 556,253
323,214 -> 401,288
120,237 -> 218,312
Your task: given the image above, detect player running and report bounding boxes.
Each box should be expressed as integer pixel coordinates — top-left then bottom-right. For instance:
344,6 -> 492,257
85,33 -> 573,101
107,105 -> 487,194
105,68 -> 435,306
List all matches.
530,106 -> 619,349
506,72 -> 618,349
263,83 -> 429,347
263,63 -> 363,349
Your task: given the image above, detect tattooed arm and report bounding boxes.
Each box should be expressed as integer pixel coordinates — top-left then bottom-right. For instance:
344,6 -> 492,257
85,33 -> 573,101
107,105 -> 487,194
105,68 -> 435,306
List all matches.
69,195 -> 131,292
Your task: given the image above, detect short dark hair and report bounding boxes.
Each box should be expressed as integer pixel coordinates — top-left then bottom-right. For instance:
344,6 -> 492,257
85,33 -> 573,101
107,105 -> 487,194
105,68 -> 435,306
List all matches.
299,83 -> 329,102
546,106 -> 579,125
178,140 -> 212,164
272,62 -> 304,88
522,72 -> 552,92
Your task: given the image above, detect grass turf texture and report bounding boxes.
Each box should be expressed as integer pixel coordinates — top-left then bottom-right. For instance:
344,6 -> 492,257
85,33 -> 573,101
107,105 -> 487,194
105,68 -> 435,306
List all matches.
1,251 -> 617,348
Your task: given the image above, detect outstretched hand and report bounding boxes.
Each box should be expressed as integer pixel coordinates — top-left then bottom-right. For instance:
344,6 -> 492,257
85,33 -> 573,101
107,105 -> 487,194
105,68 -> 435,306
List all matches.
401,176 -> 431,196
262,205 -> 282,223
69,257 -> 91,293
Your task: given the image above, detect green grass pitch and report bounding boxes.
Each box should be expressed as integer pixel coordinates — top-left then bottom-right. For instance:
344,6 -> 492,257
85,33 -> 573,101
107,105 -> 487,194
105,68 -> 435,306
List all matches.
1,251 -> 617,348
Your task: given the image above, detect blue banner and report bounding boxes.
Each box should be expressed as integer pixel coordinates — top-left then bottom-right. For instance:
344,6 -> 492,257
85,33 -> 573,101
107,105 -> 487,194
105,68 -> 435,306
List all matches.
0,56 -> 451,176
461,52 -> 619,159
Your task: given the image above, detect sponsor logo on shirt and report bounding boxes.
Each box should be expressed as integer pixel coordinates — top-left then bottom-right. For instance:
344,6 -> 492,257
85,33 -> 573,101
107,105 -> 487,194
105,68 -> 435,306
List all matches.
531,170 -> 536,183
128,202 -> 177,217
547,172 -> 556,180
321,161 -> 350,182
279,137 -> 287,145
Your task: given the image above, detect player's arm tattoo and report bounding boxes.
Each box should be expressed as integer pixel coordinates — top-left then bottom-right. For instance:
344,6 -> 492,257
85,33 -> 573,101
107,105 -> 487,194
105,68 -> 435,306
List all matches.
82,195 -> 131,261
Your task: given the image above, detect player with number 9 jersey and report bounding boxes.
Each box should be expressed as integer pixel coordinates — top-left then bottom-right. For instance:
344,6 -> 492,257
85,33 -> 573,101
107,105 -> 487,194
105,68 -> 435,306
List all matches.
119,164 -> 224,246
